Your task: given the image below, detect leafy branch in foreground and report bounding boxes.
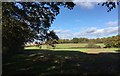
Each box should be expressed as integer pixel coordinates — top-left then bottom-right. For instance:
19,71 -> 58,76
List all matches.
98,1 -> 120,12
2,2 -> 75,53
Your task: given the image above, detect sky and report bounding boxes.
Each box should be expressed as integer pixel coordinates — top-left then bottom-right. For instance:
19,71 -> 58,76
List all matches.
50,2 -> 119,39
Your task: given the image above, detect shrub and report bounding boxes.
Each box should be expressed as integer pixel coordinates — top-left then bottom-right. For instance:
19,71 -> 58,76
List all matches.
85,42 -> 101,48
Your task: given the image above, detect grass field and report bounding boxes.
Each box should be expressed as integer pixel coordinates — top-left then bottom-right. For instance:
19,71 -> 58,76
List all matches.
25,43 -> 119,54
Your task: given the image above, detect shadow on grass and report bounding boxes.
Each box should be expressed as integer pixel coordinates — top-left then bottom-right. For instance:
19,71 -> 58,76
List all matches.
115,49 -> 120,53
2,49 -> 120,76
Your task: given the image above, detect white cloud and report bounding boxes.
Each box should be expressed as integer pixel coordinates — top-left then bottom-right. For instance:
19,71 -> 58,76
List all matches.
54,26 -> 119,39
54,29 -> 74,39
75,2 -> 96,9
54,30 -> 62,33
54,20 -> 119,39
106,21 -> 118,26
73,0 -> 115,2
73,0 -> 117,9
73,0 -> 105,9
54,29 -> 70,33
77,27 -> 118,37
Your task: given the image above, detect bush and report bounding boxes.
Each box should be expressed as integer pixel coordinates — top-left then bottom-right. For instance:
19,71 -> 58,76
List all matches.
85,45 -> 101,48
85,42 -> 101,48
104,35 -> 120,48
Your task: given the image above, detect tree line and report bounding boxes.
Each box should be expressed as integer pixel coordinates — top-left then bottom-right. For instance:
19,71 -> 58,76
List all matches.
57,35 -> 120,48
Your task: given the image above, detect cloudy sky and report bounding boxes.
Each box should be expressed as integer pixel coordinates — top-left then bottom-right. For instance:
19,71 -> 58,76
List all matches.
50,2 -> 119,39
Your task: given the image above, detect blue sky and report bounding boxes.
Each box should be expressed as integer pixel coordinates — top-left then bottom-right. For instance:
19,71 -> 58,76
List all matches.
50,2 -> 118,39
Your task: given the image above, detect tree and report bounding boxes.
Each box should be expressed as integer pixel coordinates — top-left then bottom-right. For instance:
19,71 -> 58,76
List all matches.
78,38 -> 89,43
45,30 -> 59,49
72,38 -> 79,43
86,41 -> 101,48
98,1 -> 120,12
104,35 -> 120,48
2,2 -> 75,53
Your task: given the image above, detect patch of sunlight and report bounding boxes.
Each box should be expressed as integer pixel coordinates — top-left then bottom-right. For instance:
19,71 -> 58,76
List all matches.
47,66 -> 56,70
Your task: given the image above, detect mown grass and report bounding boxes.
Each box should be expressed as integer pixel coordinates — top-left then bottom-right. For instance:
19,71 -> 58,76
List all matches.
25,44 -> 85,49
25,43 -> 104,49
55,43 -> 105,49
25,43 -> 118,54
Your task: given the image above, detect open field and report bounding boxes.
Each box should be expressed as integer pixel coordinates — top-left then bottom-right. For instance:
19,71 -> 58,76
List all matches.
25,43 -> 119,54
25,43 -> 105,49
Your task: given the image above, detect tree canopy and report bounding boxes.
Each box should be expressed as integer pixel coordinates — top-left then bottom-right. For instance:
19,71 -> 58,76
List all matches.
98,1 -> 120,12
2,2 -> 75,53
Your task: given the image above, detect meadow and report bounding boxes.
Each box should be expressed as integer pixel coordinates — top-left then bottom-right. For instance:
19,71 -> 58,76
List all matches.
25,43 -> 119,54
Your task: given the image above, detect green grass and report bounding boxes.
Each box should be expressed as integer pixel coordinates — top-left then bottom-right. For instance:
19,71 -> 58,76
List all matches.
25,43 -> 104,49
25,43 -> 118,54
55,43 -> 88,49
96,43 -> 105,47
25,46 -> 41,49
55,43 -> 105,48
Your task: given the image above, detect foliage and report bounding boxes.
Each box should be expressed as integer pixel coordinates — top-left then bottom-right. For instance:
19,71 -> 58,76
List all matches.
104,35 -> 120,48
85,41 -> 101,48
2,2 -> 75,53
58,39 -> 71,43
57,35 -> 120,48
46,30 -> 59,41
58,37 -> 103,44
98,1 -> 120,12
58,38 -> 89,43
71,38 -> 79,43
45,30 -> 59,49
2,14 -> 34,53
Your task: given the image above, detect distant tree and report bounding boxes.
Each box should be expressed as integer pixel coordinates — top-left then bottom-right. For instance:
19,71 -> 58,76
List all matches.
58,39 -> 63,44
104,35 -> 120,48
58,39 -> 71,44
78,38 -> 89,43
72,38 -> 79,43
86,41 -> 101,48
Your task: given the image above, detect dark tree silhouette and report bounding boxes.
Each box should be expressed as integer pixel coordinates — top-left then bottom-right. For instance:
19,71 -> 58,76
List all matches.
46,30 -> 59,49
2,2 -> 75,53
98,1 -> 120,12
